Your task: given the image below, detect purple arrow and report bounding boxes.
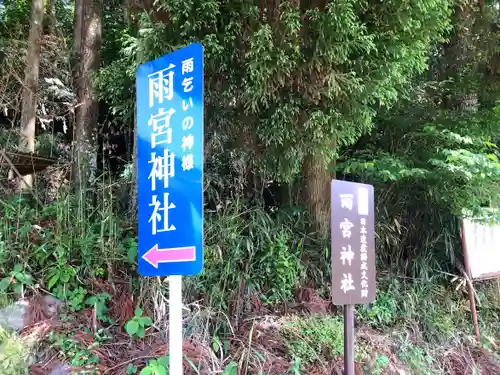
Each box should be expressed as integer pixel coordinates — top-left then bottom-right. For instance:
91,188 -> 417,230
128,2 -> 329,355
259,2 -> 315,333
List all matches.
142,244 -> 196,268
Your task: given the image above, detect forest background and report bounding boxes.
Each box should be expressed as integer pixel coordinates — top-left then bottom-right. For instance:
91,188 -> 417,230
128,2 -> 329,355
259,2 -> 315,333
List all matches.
2,0 -> 500,374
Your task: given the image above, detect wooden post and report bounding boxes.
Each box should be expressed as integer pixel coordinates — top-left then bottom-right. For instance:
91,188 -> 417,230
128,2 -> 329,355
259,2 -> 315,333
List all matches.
461,221 -> 481,341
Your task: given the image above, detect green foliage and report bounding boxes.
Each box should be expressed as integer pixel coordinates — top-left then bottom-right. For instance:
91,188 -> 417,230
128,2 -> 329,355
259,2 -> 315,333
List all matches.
94,0 -> 454,183
125,307 -> 153,339
126,364 -> 139,375
0,327 -> 33,375
337,98 -> 500,274
222,361 -> 237,375
398,342 -> 437,375
0,0 -> 31,37
95,57 -> 136,124
0,263 -> 33,296
0,194 -> 136,296
288,358 -> 302,375
85,292 -> 113,324
243,0 -> 452,179
66,286 -> 87,311
341,103 -> 500,215
333,2 -> 500,274
281,315 -> 344,366
187,201 -> 304,313
49,330 -> 109,373
371,354 -> 390,375
357,277 -> 468,344
140,356 -> 169,375
4,0 -> 500,372
255,230 -> 304,304
357,287 -> 398,327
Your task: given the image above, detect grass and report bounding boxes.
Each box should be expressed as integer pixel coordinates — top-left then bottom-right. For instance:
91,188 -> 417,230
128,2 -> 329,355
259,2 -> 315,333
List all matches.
0,178 -> 500,374
281,315 -> 344,367
0,326 -> 40,375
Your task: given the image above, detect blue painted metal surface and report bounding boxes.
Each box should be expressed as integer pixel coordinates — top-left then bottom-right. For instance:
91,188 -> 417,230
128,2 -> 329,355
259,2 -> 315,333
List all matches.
136,43 -> 204,276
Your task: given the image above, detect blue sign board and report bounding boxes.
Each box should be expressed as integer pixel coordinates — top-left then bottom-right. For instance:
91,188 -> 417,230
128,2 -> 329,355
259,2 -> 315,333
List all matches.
136,43 -> 204,276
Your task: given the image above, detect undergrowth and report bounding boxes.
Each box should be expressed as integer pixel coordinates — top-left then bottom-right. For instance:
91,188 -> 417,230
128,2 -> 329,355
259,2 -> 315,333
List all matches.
0,191 -> 500,374
0,326 -> 37,375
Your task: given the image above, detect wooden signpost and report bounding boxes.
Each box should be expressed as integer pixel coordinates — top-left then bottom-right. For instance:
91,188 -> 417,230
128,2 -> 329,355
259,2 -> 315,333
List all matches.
461,212 -> 500,341
331,180 -> 376,375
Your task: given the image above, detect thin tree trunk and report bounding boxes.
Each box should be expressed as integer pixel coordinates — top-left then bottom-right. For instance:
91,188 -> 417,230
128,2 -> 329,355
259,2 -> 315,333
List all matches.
44,0 -> 57,35
236,115 -> 260,198
441,3 -> 478,112
302,153 -> 334,239
130,111 -> 138,217
71,0 -> 83,185
72,0 -> 102,193
72,0 -> 84,85
17,0 -> 44,191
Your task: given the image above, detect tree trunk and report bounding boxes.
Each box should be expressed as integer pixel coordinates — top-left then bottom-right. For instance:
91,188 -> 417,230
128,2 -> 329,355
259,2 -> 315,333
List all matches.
130,111 -> 138,217
72,0 -> 84,85
71,0 -> 83,180
441,2 -> 479,112
72,0 -> 102,193
17,0 -> 44,191
44,0 -> 57,35
236,115 -> 260,198
301,153 -> 334,239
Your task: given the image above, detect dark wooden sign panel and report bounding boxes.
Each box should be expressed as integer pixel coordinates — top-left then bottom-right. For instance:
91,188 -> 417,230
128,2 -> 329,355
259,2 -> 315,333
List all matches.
331,180 -> 376,305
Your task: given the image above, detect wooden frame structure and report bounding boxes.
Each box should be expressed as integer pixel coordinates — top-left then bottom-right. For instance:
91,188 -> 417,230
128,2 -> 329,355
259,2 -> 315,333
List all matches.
460,214 -> 500,341
0,150 -> 57,206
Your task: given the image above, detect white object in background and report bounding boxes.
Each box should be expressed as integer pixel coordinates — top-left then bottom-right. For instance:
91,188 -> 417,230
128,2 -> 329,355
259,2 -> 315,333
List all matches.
357,187 -> 369,216
462,218 -> 500,279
